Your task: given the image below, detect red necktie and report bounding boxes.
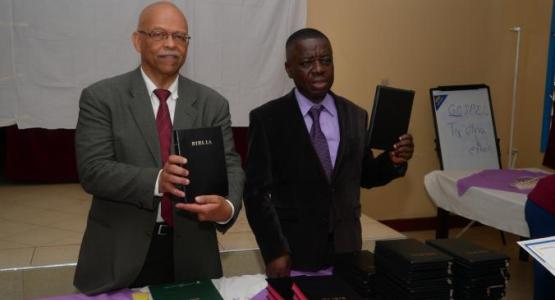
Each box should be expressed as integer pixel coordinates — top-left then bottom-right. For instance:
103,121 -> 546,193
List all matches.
154,89 -> 173,226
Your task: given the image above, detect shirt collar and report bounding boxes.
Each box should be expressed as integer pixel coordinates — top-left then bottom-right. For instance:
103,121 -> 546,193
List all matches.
140,67 -> 179,100
294,88 -> 336,117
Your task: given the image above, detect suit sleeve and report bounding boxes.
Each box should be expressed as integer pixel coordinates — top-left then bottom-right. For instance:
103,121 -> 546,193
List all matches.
75,87 -> 160,210
360,111 -> 407,188
243,111 -> 290,264
210,97 -> 245,232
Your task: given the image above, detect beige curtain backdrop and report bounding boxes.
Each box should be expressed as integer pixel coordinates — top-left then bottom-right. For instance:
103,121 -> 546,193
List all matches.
307,0 -> 552,220
0,0 -> 306,128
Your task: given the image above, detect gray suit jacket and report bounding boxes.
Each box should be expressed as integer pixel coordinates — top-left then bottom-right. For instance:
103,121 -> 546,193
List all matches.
73,68 -> 244,295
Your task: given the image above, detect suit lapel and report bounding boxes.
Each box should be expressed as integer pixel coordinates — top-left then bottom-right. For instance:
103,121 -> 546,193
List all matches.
127,68 -> 161,165
173,76 -> 198,130
286,91 -> 333,184
285,91 -> 317,155
331,93 -> 348,182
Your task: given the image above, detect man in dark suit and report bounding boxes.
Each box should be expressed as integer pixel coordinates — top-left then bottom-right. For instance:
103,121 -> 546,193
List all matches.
73,2 -> 244,294
244,28 -> 414,277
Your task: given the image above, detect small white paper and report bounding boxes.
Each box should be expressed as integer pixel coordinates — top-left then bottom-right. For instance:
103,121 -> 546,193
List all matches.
518,236 -> 555,275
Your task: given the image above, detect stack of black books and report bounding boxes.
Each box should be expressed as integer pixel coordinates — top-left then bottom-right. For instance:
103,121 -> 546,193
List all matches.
374,239 -> 454,300
426,239 -> 510,300
333,250 -> 376,298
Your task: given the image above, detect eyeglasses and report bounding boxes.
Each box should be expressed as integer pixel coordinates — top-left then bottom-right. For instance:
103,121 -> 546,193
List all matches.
138,30 -> 191,44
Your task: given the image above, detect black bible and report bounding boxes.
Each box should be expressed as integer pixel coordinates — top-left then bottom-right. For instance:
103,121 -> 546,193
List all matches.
291,275 -> 363,299
368,85 -> 414,150
172,127 -> 228,204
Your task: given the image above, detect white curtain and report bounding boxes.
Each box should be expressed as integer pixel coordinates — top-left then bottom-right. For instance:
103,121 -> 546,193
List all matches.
0,0 -> 306,129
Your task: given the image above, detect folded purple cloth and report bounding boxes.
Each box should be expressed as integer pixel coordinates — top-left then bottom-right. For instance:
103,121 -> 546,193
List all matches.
39,289 -> 134,300
250,268 -> 333,300
456,169 -> 549,196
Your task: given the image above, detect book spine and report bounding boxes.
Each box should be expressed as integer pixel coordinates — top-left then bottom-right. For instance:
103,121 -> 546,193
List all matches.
266,286 -> 285,300
291,283 -> 308,300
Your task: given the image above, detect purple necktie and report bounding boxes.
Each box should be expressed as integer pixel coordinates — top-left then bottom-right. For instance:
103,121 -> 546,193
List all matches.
154,89 -> 173,226
309,105 -> 333,180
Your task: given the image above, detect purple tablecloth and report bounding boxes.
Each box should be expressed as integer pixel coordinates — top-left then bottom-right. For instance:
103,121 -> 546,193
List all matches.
39,289 -> 134,300
457,169 -> 549,196
250,268 -> 333,300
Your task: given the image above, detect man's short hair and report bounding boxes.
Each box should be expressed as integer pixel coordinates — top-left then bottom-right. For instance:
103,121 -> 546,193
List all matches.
285,28 -> 330,60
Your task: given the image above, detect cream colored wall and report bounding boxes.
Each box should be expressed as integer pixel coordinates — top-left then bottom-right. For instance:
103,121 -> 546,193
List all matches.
306,0 -> 552,220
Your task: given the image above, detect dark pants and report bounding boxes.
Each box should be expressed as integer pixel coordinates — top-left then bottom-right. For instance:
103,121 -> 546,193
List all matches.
130,224 -> 174,288
525,200 -> 555,300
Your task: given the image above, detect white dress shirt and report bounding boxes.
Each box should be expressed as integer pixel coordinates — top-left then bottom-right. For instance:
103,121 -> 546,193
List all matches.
140,68 -> 234,224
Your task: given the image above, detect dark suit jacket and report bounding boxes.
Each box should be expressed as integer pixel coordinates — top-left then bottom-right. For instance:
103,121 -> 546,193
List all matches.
73,68 -> 244,294
244,90 -> 405,270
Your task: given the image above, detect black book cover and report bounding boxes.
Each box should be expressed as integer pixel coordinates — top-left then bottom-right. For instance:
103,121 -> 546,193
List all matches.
333,250 -> 376,276
452,265 -> 508,280
375,255 -> 451,281
377,274 -> 453,297
172,127 -> 228,203
426,239 -> 509,268
375,239 -> 453,269
455,284 -> 506,300
334,250 -> 376,293
266,277 -> 295,300
334,269 -> 374,290
368,85 -> 414,150
376,275 -> 453,300
377,268 -> 452,290
292,275 -> 364,299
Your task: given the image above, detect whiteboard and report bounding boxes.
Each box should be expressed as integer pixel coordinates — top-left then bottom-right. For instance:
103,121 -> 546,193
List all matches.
430,85 -> 501,170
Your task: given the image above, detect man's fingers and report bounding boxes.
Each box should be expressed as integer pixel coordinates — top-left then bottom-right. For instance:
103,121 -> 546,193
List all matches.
394,139 -> 413,149
194,195 -> 220,204
163,164 -> 189,178
394,134 -> 413,147
174,195 -> 230,222
167,155 -> 187,165
392,133 -> 414,161
162,171 -> 189,186
399,133 -> 413,140
176,203 -> 206,213
395,146 -> 413,157
161,181 -> 185,197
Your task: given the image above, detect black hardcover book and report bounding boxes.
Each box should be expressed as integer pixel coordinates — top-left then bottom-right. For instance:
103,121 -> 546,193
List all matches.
172,127 -> 228,203
456,284 -> 506,300
333,250 -> 376,295
334,250 -> 376,276
378,266 -> 452,290
426,239 -> 509,269
368,85 -> 414,150
375,239 -> 453,271
292,275 -> 364,300
266,277 -> 295,300
376,276 -> 453,300
376,255 -> 451,282
452,265 -> 509,279
454,275 -> 507,291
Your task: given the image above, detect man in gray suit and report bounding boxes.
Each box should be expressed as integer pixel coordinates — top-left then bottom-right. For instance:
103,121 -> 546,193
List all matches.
74,2 -> 244,294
